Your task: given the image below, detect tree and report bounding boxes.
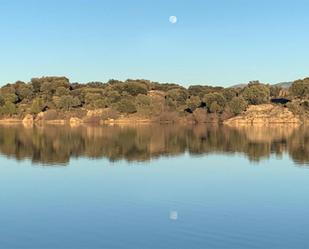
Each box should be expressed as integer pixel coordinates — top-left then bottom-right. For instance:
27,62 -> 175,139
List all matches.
1,101 -> 17,116
166,88 -> 188,106
136,94 -> 151,107
242,83 -> 270,105
209,101 -> 221,113
16,84 -> 34,102
30,98 -> 44,114
57,96 -> 81,110
186,96 -> 201,111
228,96 -> 248,115
290,78 -> 309,98
104,90 -> 121,103
123,82 -> 148,96
270,86 -> 281,98
203,92 -> 226,113
55,86 -> 70,96
85,93 -> 104,108
116,99 -> 137,114
0,94 -> 4,106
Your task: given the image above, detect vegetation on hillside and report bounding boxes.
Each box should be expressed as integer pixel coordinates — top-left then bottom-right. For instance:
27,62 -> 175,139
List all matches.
0,76 -> 308,122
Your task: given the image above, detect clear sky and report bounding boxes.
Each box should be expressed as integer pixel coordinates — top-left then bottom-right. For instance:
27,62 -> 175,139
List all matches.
1,0 -> 309,87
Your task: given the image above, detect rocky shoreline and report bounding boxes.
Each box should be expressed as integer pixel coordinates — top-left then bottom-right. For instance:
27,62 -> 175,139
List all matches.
0,104 -> 306,127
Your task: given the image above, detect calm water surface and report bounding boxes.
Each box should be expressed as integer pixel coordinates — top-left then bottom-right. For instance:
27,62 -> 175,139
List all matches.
0,124 -> 308,248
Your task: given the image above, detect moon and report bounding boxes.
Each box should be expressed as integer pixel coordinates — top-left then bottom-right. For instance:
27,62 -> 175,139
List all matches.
169,16 -> 177,24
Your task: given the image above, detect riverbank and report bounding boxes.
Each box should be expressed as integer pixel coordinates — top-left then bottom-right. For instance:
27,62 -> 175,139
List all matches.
0,104 -> 306,127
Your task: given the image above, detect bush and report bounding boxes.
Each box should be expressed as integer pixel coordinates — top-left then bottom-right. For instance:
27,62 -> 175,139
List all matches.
30,98 -> 44,114
228,96 -> 248,115
242,83 -> 270,105
166,88 -> 188,106
203,92 -> 226,113
116,99 -> 137,114
287,101 -> 303,115
1,101 -> 17,116
209,101 -> 222,113
290,78 -> 309,98
55,86 -> 70,96
136,94 -> 151,107
123,82 -> 148,96
186,96 -> 201,111
57,96 -> 81,110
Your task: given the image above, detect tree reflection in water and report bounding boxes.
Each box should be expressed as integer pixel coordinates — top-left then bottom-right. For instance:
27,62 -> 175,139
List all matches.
0,124 -> 308,166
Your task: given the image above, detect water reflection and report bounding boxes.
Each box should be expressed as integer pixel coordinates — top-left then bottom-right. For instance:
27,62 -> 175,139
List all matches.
0,124 -> 308,165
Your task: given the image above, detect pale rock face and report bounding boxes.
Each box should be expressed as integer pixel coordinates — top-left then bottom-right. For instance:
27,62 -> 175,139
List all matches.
224,104 -> 301,125
87,109 -> 104,117
22,114 -> 34,126
70,117 -> 82,127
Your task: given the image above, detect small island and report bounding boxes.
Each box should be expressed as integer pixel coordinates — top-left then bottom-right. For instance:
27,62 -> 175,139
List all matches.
0,76 -> 308,126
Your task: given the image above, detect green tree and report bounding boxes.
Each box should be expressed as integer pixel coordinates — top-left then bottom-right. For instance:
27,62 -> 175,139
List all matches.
116,99 -> 137,114
290,78 -> 309,98
203,92 -> 226,113
228,96 -> 248,115
30,98 -> 44,114
209,101 -> 222,113
123,82 -> 148,96
57,96 -> 81,110
136,94 -> 151,107
55,86 -> 70,96
166,88 -> 188,107
186,96 -> 201,111
242,83 -> 270,105
16,84 -> 34,101
1,101 -> 17,115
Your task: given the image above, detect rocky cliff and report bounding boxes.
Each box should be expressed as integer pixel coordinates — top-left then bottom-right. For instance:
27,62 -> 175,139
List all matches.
224,104 -> 301,125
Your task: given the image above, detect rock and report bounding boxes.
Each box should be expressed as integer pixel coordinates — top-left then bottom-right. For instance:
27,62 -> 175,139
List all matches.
22,114 -> 34,126
34,112 -> 45,122
224,104 -> 301,125
70,117 -> 82,126
87,109 -> 103,117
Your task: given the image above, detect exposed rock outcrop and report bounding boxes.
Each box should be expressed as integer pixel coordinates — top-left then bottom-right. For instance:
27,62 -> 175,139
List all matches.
224,104 -> 301,125
22,114 -> 34,126
70,117 -> 82,127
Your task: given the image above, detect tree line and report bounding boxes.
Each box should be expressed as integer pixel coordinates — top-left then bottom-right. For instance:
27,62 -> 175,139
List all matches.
0,76 -> 308,121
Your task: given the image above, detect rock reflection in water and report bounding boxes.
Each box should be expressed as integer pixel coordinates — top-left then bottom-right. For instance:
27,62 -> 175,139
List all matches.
0,124 -> 308,166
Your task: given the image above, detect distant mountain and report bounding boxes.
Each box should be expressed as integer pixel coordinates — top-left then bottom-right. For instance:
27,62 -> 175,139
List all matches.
230,81 -> 293,89
273,82 -> 292,88
229,83 -> 247,89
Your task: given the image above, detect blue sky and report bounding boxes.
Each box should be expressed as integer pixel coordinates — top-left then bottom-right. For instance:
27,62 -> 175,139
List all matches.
1,0 -> 309,87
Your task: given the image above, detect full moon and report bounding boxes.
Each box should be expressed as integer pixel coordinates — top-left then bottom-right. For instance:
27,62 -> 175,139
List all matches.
169,16 -> 177,24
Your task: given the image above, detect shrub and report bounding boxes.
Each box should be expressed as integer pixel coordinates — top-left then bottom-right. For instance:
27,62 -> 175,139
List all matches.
57,96 -> 81,110
166,88 -> 188,106
290,78 -> 309,98
30,98 -> 44,114
186,96 -> 201,111
123,82 -> 148,96
116,99 -> 137,114
1,101 -> 17,116
203,92 -> 226,113
55,86 -> 70,96
228,96 -> 248,115
136,94 -> 151,107
242,83 -> 270,105
209,101 -> 222,113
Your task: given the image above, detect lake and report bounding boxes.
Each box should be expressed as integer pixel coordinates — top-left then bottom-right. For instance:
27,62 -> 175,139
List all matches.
0,124 -> 308,248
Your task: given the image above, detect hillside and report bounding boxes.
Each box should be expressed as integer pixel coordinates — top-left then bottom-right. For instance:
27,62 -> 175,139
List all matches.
0,76 -> 308,125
